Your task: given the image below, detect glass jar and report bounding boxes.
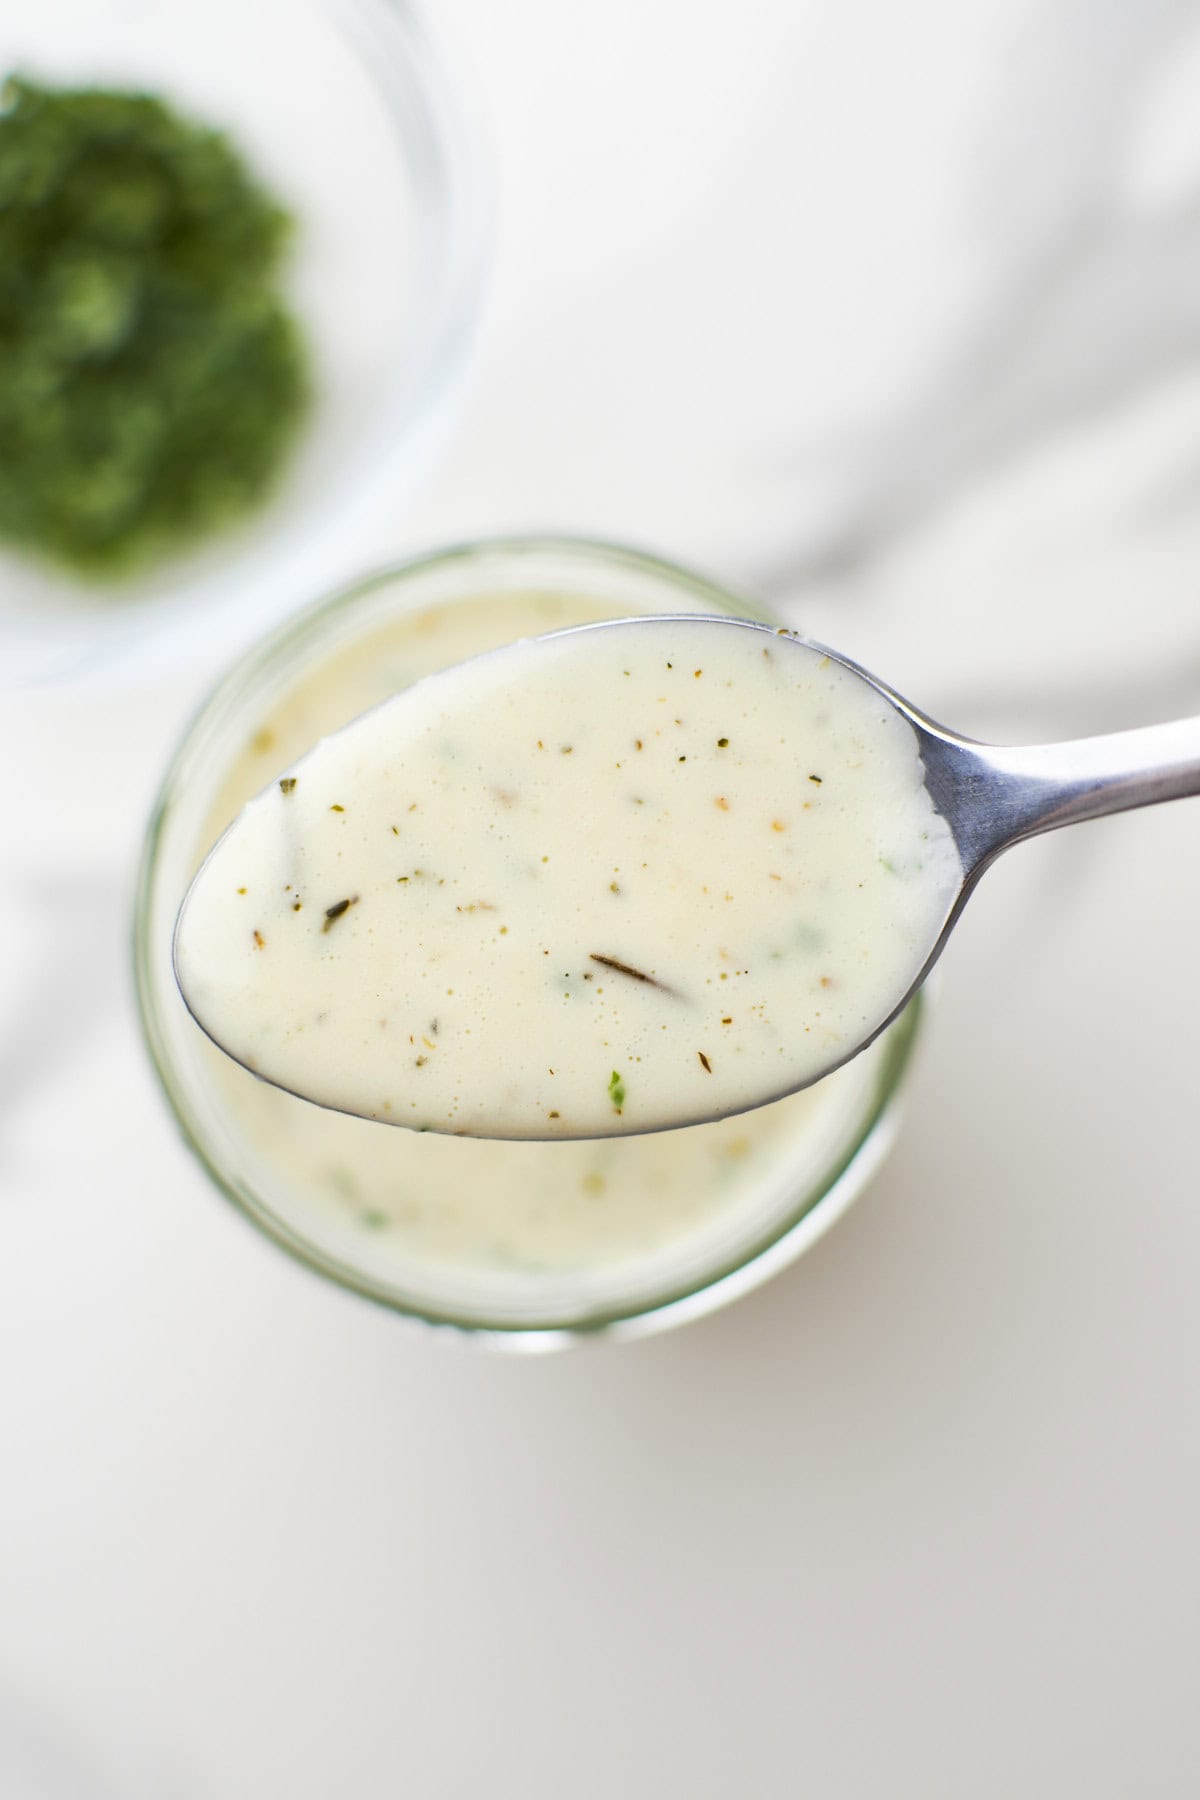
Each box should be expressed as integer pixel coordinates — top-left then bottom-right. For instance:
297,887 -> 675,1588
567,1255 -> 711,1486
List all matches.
134,538 -> 922,1346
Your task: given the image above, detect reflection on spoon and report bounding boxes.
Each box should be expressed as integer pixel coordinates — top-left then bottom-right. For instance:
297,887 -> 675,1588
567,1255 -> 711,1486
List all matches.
174,614 -> 1199,1138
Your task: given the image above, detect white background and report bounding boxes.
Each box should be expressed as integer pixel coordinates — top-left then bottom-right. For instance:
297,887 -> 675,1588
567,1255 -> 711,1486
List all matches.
4,0 -> 1200,1793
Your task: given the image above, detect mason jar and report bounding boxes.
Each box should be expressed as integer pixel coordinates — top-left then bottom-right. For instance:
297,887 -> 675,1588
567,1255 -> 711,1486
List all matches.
135,538 -> 923,1346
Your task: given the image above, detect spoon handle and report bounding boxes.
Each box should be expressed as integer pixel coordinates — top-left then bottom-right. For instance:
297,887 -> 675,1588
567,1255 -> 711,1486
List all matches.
918,714 -> 1200,875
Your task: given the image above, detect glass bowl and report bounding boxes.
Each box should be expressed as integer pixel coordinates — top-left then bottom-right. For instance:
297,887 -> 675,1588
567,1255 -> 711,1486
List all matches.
0,0 -> 488,688
134,538 -> 923,1347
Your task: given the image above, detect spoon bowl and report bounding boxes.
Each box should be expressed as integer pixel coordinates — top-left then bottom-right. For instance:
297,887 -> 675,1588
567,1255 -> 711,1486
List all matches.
173,612 -> 1200,1137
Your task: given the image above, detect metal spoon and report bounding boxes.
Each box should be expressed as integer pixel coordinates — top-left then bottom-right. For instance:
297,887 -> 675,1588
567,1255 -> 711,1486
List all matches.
174,614 -> 1200,1136
796,627 -> 1200,1026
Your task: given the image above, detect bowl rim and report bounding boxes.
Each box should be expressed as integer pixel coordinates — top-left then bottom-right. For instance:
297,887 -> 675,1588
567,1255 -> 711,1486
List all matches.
133,534 -> 923,1349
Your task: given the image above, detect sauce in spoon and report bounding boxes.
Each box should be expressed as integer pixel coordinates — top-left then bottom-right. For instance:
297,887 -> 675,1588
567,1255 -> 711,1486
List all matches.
174,617 -> 962,1137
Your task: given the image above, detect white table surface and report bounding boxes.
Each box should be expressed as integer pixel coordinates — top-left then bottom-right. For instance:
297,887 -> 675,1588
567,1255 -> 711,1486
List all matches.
4,1 -> 1200,1793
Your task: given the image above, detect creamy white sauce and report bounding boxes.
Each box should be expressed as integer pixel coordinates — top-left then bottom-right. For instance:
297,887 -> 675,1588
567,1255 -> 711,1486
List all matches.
176,616 -> 959,1138
206,1047 -> 886,1296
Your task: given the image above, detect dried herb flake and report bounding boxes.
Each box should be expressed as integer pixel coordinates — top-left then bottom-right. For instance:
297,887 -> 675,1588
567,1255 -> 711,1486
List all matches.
322,896 -> 357,931
589,953 -> 674,992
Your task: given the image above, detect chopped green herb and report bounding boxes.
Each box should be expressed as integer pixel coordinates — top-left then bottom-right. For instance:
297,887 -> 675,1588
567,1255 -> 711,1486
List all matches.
0,77 -> 309,576
607,1069 -> 626,1110
279,777 -> 296,795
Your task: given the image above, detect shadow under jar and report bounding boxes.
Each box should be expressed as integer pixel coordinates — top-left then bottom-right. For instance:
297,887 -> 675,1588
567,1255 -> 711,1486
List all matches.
134,538 -> 923,1346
